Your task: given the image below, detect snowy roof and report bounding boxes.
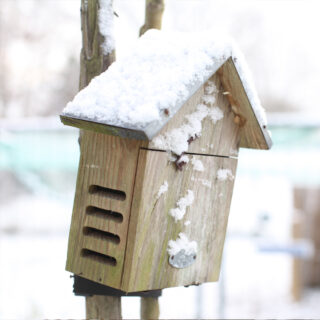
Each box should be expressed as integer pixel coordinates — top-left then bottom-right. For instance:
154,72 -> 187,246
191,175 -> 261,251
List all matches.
61,30 -> 271,149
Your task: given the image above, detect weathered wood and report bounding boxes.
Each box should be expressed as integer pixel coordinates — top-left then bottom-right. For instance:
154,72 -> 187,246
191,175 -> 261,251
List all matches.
66,132 -> 147,288
140,0 -> 165,36
149,73 -> 240,157
78,0 -> 121,316
217,58 -> 272,150
122,150 -> 238,292
60,115 -> 148,140
141,297 -> 160,319
86,295 -> 122,319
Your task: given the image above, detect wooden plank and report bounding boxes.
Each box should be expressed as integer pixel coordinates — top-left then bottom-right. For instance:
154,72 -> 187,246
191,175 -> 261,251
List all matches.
121,149 -> 238,292
66,131 -> 147,289
149,73 -> 241,157
60,115 -> 148,140
217,58 -> 272,150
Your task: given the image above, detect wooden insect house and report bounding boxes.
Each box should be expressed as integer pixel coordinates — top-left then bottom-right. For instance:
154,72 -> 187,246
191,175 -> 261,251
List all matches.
60,30 -> 272,292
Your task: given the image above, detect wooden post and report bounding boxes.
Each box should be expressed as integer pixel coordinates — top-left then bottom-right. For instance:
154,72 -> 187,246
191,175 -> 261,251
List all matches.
139,2 -> 165,318
78,0 -> 120,318
86,296 -> 122,320
141,297 -> 160,320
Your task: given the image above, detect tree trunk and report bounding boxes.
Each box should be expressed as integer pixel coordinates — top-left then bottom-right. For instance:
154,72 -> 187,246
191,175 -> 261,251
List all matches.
139,0 -> 165,36
78,0 -> 120,318
79,0 -> 115,90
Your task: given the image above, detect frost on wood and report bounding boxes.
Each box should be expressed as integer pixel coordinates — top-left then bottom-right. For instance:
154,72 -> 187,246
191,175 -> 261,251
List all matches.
217,168 -> 234,181
191,157 -> 204,172
62,29 -> 267,137
157,181 -> 168,199
170,190 -> 194,222
98,0 -> 115,55
200,179 -> 212,188
167,233 -> 197,256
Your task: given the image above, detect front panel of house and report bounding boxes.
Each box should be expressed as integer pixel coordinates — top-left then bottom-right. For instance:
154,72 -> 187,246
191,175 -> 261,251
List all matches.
122,149 -> 237,291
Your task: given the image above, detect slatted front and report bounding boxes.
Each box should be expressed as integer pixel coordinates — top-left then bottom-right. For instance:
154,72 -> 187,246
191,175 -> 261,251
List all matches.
65,131 -> 144,288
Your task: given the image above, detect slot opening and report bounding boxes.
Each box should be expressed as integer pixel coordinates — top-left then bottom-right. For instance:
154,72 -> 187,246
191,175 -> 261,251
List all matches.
83,226 -> 120,244
89,185 -> 126,201
81,249 -> 117,266
86,206 -> 123,223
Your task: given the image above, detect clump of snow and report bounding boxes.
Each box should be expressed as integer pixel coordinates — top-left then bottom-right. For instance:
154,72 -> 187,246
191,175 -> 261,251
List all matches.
202,95 -> 216,106
157,181 -> 168,199
184,220 -> 191,226
177,154 -> 189,165
153,104 -> 223,155
167,233 -> 197,256
170,190 -> 194,222
98,0 -> 115,55
204,81 -> 217,95
217,168 -> 234,181
191,157 -> 204,171
62,29 -> 267,138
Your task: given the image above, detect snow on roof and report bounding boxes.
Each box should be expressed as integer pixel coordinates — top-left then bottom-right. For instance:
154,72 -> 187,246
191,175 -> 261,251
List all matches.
62,29 -> 267,139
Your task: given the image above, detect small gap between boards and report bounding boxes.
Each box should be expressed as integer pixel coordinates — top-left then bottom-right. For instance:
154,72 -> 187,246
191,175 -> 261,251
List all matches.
81,249 -> 117,266
140,147 -> 237,159
86,206 -> 123,223
83,226 -> 120,244
88,185 -> 126,201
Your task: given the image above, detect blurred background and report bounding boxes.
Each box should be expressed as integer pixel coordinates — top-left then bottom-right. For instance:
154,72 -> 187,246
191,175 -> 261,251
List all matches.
1,0 -> 320,318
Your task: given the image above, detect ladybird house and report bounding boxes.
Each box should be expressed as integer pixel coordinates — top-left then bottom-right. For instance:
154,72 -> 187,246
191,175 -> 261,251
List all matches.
60,30 -> 272,292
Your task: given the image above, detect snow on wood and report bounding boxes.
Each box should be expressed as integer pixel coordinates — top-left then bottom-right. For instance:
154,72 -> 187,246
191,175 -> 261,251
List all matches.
157,180 -> 168,199
167,233 -> 197,256
217,168 -> 234,181
177,154 -> 189,165
200,179 -> 212,188
169,190 -> 194,222
62,29 -> 267,139
153,104 -> 223,155
98,0 -> 115,55
191,157 -> 204,171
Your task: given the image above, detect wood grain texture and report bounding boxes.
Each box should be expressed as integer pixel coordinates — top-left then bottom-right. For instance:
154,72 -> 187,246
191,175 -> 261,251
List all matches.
121,150 -> 238,292
86,295 -> 122,319
149,73 -> 241,157
66,131 -> 147,288
217,58 -> 272,150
